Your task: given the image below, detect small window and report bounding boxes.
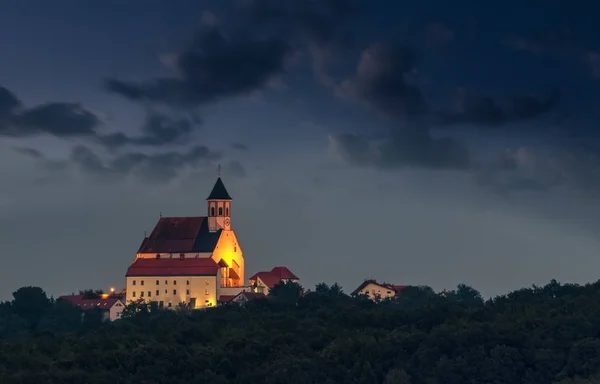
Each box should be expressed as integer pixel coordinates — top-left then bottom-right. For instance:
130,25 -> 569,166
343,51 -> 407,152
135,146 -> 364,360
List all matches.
211,207 -> 215,216
165,280 -> 168,284
148,291 -> 151,297
225,207 -> 229,216
156,290 -> 159,296
205,290 -> 209,295
186,289 -> 190,295
173,290 -> 177,295
156,280 -> 159,285
132,291 -> 136,297
234,246 -> 237,252
218,207 -> 223,215
168,302 -> 172,307
173,280 -> 177,285
186,280 -> 190,285
141,292 -> 144,297
133,280 -> 136,286
141,280 -> 144,286
165,290 -> 167,294
159,301 -> 164,308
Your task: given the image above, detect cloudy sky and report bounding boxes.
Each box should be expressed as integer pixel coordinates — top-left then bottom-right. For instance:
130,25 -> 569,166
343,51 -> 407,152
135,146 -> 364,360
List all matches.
2,0 -> 600,300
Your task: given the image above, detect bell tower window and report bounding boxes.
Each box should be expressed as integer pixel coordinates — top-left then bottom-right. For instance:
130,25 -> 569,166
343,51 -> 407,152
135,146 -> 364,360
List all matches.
211,207 -> 215,216
225,207 -> 229,216
218,207 -> 223,216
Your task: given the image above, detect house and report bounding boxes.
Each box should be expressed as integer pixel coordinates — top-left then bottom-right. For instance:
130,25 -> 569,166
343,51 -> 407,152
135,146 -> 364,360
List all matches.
218,291 -> 267,306
125,175 -> 247,309
59,294 -> 125,321
248,266 -> 299,296
350,279 -> 407,301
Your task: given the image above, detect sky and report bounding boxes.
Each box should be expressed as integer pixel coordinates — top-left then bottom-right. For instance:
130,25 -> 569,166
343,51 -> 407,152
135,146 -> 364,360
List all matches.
2,0 -> 600,300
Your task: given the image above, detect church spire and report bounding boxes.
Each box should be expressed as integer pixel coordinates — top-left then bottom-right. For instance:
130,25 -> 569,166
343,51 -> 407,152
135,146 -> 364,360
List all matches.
206,177 -> 232,200
206,175 -> 232,231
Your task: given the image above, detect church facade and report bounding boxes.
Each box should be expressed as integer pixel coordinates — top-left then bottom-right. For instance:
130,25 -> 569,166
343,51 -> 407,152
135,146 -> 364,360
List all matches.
125,177 -> 245,309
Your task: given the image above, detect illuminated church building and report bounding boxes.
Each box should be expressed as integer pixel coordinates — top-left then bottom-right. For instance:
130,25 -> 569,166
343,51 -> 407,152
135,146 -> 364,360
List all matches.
125,177 -> 246,309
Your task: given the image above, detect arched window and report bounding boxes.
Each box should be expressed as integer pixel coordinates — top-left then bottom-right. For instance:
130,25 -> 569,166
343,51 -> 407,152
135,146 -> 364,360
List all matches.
225,207 -> 229,216
218,207 -> 223,216
211,207 -> 215,216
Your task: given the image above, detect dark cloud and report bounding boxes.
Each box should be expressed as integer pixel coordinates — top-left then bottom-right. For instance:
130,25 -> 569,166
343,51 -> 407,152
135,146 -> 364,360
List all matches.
242,0 -> 359,85
437,88 -> 560,126
0,86 -> 100,139
505,26 -> 580,57
70,145 -> 221,184
12,146 -> 44,159
472,142 -> 600,195
231,142 -> 249,150
223,160 -> 247,178
0,87 -> 22,118
329,127 -> 469,170
106,26 -> 291,107
338,43 -> 426,118
98,112 -> 200,149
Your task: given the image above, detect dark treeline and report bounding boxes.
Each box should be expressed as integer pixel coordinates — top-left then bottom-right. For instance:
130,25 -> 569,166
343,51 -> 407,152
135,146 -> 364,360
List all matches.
1,280 -> 600,383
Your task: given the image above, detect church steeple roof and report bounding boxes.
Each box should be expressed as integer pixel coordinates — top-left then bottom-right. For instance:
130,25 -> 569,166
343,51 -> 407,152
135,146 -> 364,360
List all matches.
206,177 -> 232,200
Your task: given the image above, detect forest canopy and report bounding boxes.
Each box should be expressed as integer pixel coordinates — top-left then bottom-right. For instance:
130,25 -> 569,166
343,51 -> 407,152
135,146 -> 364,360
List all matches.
1,280 -> 599,384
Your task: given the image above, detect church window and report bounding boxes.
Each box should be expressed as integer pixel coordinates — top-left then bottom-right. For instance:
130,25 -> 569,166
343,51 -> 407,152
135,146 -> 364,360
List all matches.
218,207 -> 223,215
133,280 -> 136,286
186,280 -> 190,285
140,292 -> 144,297
156,280 -> 159,285
186,289 -> 190,295
148,291 -> 151,297
173,280 -> 177,285
226,207 -> 229,216
211,207 -> 215,216
205,290 -> 209,295
173,290 -> 177,295
165,280 -> 168,284
165,290 -> 167,294
234,246 -> 237,252
156,290 -> 159,296
168,302 -> 172,307
132,291 -> 136,297
141,280 -> 144,286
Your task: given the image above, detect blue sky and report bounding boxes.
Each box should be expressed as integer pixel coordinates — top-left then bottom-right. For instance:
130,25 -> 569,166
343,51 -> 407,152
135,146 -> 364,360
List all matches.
1,0 -> 600,299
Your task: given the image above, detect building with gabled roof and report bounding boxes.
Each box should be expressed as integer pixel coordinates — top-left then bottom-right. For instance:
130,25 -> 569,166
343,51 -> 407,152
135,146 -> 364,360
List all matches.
350,279 -> 408,302
249,266 -> 299,296
125,176 -> 246,309
59,294 -> 125,321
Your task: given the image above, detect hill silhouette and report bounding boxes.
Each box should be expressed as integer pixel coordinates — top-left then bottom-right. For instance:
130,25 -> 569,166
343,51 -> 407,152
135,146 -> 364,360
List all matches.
1,280 -> 599,383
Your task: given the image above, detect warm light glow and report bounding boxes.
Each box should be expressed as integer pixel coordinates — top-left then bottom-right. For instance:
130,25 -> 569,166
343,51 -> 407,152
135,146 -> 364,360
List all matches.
100,293 -> 110,299
110,287 -> 115,293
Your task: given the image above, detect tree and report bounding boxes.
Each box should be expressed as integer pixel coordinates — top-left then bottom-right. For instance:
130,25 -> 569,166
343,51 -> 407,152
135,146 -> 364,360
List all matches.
11,286 -> 52,329
269,281 -> 304,302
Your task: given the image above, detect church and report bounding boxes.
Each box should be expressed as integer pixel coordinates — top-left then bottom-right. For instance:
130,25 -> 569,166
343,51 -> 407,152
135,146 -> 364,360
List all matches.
125,176 -> 246,309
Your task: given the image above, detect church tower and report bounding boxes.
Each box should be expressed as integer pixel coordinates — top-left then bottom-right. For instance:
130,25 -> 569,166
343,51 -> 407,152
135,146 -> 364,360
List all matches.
207,176 -> 232,232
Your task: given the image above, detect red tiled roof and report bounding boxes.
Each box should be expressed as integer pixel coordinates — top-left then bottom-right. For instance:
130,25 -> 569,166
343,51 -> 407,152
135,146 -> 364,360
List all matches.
248,266 -> 299,289
126,257 -> 220,277
59,295 -> 121,311
137,217 -> 221,254
219,291 -> 266,304
350,280 -> 408,296
270,266 -> 299,280
218,295 -> 236,303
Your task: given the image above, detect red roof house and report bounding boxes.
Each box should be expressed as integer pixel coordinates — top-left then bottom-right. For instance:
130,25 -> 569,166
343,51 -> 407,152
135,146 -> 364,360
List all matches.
59,295 -> 125,321
248,266 -> 299,294
350,279 -> 408,301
